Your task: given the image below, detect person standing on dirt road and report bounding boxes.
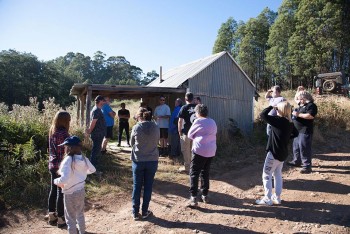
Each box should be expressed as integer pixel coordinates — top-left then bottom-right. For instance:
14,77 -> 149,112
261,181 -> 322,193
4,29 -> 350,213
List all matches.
265,86 -> 285,136
288,91 -> 318,174
85,95 -> 106,171
178,92 -> 197,173
256,101 -> 298,206
117,103 -> 131,147
130,108 -> 160,220
186,104 -> 217,207
169,98 -> 183,158
154,95 -> 171,156
101,97 -> 116,154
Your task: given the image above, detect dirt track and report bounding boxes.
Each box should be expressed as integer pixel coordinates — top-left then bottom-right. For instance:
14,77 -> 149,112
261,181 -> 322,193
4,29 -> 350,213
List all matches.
1,143 -> 350,234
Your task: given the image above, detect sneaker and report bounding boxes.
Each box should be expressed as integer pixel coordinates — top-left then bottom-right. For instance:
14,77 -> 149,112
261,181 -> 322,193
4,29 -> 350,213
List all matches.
117,143 -> 121,147
57,216 -> 66,228
132,213 -> 141,221
47,212 -> 57,225
271,194 -> 281,205
255,197 -> 273,206
187,196 -> 198,207
142,210 -> 152,219
127,144 -> 131,147
201,195 -> 209,204
286,161 -> 301,167
300,168 -> 312,174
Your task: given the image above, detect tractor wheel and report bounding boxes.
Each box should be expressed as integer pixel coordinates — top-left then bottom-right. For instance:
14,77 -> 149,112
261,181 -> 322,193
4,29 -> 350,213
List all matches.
323,80 -> 336,92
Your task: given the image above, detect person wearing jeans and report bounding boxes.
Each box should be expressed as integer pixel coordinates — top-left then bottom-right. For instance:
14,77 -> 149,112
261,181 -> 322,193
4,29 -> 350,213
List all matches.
130,108 -> 159,220
256,102 -> 298,206
85,95 -> 106,170
187,104 -> 217,207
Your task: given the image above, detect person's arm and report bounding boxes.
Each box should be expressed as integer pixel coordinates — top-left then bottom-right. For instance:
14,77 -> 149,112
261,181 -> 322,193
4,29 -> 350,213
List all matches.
109,111 -> 116,118
260,106 -> 281,127
265,90 -> 272,100
187,120 -> 201,140
86,119 -> 97,135
293,112 -> 314,119
178,118 -> 184,136
130,126 -> 136,146
85,157 -> 96,174
54,157 -> 72,187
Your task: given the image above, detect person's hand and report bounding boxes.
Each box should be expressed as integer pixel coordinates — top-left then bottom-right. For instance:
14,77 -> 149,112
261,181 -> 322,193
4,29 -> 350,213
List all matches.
292,111 -> 299,117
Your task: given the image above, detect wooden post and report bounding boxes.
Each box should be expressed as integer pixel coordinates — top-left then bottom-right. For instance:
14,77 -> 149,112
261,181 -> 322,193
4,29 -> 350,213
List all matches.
76,96 -> 80,126
85,87 -> 92,128
80,95 -> 85,127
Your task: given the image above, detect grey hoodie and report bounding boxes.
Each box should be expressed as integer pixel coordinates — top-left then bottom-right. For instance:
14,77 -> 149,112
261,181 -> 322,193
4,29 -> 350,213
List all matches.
130,121 -> 159,162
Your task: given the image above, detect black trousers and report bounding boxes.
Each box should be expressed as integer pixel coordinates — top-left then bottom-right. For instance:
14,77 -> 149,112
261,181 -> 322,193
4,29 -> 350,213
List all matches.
48,169 -> 64,217
118,121 -> 130,144
189,153 -> 213,197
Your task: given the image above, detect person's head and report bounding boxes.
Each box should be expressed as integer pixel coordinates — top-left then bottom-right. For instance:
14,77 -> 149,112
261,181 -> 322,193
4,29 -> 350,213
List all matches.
49,111 -> 71,136
195,97 -> 201,105
159,95 -> 166,104
121,103 -> 126,109
298,91 -> 314,104
297,86 -> 305,92
276,101 -> 292,122
95,95 -> 106,107
175,98 -> 182,107
185,92 -> 194,103
271,85 -> 281,97
58,136 -> 82,156
135,107 -> 151,121
104,96 -> 111,104
194,104 -> 208,118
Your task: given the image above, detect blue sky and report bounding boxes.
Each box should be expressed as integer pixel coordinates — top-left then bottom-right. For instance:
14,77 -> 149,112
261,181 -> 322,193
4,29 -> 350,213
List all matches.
0,0 -> 282,75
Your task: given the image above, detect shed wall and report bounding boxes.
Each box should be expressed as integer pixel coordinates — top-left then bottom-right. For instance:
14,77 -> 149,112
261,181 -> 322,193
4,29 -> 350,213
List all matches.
188,54 -> 255,134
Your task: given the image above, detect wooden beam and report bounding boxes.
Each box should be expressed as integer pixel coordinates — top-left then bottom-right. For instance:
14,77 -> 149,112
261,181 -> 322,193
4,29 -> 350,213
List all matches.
76,96 -> 80,126
80,95 -> 85,127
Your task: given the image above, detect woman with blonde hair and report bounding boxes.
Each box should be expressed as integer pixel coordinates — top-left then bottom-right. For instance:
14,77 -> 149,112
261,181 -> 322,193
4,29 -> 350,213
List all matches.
47,111 -> 71,227
256,102 -> 298,205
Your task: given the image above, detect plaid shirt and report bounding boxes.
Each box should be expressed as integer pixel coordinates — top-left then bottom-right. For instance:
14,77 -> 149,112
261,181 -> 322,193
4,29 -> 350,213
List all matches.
48,127 -> 69,170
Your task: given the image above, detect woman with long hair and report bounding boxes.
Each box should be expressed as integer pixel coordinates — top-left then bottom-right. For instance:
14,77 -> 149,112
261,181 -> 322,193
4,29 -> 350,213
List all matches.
130,108 -> 159,220
256,102 -> 298,205
47,111 -> 71,227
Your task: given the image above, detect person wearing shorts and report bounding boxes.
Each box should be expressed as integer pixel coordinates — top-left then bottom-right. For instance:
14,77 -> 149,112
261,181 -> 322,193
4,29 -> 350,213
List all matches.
101,97 -> 116,153
154,96 -> 171,156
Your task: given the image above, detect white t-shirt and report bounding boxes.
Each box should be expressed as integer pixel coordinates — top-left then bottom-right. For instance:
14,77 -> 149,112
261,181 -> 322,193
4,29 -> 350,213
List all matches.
268,96 -> 285,116
154,104 -> 171,128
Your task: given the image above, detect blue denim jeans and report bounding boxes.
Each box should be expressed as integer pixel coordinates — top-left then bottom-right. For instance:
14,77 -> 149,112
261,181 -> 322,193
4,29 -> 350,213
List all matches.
132,161 -> 158,215
90,135 -> 104,168
292,133 -> 313,169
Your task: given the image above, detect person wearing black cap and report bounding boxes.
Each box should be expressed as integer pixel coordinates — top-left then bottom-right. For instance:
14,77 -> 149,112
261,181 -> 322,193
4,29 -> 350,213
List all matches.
54,136 -> 96,234
85,95 -> 106,169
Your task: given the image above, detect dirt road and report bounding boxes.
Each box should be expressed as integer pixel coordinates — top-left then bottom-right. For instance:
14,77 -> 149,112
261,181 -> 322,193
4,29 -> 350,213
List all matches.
2,147 -> 349,234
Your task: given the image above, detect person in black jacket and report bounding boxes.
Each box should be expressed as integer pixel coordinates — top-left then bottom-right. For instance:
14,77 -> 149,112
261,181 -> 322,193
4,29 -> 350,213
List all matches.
256,101 -> 298,206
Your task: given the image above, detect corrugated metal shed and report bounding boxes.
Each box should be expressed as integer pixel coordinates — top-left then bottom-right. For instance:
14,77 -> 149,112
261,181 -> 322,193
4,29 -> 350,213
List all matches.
148,51 -> 256,134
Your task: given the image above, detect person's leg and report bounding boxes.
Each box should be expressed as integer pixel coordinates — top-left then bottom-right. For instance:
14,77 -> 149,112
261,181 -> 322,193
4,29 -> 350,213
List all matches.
141,161 -> 158,215
272,160 -> 284,200
163,129 -> 169,155
64,193 -> 77,234
132,161 -> 144,215
126,122 -> 130,145
183,135 -> 192,171
56,183 -> 65,218
48,170 -> 58,213
118,123 -> 124,145
189,153 -> 206,197
299,133 -> 313,169
291,135 -> 302,165
262,152 -> 279,200
170,132 -> 180,157
200,157 -> 213,196
75,189 -> 86,234
90,136 -> 104,168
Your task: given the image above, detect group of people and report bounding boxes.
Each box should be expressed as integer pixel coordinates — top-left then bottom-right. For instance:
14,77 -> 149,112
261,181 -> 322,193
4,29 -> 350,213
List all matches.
46,92 -> 217,232
46,86 -> 317,232
256,85 -> 317,206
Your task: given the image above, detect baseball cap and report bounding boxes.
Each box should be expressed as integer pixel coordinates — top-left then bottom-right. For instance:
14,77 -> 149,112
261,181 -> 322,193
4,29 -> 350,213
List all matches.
58,136 -> 82,146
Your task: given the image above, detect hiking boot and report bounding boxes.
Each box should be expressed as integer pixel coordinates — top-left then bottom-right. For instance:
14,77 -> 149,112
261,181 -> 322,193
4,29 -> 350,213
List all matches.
132,212 -> 141,221
201,195 -> 209,204
47,212 -> 57,225
187,196 -> 198,207
142,210 -> 153,219
255,197 -> 273,206
300,168 -> 312,174
271,194 -> 281,205
57,216 -> 66,228
286,161 -> 301,167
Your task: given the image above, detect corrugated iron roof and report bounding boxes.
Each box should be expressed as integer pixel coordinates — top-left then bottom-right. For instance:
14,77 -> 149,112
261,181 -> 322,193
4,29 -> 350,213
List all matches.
148,51 -> 254,88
